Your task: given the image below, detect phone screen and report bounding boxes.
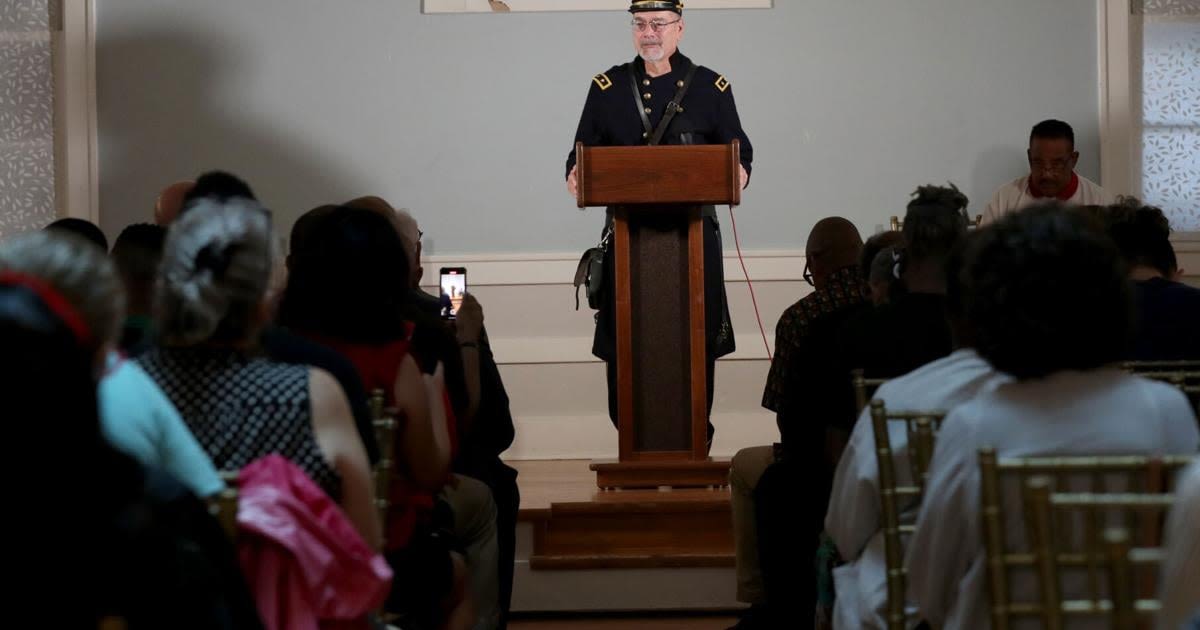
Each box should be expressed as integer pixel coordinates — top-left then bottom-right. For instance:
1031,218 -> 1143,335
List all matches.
439,267 -> 467,320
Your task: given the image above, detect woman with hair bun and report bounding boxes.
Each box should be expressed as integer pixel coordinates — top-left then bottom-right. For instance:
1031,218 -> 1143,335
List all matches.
137,197 -> 381,550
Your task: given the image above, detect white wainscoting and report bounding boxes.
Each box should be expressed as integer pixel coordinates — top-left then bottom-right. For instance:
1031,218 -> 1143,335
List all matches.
421,249 -> 809,461
427,233 -> 1199,461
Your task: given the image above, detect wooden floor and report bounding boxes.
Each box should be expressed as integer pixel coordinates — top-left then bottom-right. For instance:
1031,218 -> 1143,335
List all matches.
509,613 -> 738,629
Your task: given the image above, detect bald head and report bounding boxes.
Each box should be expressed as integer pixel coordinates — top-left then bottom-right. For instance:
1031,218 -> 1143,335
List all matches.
154,180 -> 195,225
391,209 -> 421,253
806,217 -> 863,288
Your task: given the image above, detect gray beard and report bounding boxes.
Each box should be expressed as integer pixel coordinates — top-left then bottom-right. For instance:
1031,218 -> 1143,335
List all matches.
639,48 -> 665,62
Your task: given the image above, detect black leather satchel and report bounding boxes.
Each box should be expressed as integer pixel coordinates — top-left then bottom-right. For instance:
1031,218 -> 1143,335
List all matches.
573,227 -> 611,310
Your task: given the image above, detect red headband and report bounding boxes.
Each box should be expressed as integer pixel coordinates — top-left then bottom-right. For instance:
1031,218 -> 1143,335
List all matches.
0,271 -> 94,347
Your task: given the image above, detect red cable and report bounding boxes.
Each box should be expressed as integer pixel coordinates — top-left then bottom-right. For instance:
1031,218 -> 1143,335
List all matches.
726,206 -> 773,361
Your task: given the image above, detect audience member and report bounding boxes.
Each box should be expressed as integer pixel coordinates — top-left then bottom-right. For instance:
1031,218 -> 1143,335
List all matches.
383,203 -> 522,630
1098,197 -> 1200,360
825,236 -> 1010,628
858,230 -> 904,300
905,205 -> 1199,630
836,184 -> 969,384
866,246 -> 901,306
0,234 -> 260,629
180,170 -> 259,212
1159,459 -> 1200,630
730,217 -> 866,629
980,120 -> 1113,225
111,222 -> 166,353
137,197 -> 382,549
280,205 -> 482,630
154,180 -> 195,225
45,217 -> 108,251
0,230 -> 223,498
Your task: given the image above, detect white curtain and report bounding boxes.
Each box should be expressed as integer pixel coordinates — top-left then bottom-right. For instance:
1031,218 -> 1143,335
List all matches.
1134,0 -> 1200,230
0,0 -> 56,237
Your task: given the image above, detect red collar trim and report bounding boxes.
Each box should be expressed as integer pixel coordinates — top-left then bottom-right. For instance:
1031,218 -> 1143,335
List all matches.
1029,172 -> 1079,201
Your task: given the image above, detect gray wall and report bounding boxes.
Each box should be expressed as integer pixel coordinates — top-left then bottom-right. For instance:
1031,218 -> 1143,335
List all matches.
96,0 -> 1100,254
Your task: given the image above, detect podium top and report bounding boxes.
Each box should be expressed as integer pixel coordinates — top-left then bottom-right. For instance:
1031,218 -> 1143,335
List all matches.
575,141 -> 741,208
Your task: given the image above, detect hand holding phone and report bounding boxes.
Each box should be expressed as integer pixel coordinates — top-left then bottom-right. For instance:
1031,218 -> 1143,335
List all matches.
439,267 -> 467,320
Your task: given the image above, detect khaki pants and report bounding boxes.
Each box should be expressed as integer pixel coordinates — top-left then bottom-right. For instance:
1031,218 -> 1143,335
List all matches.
441,474 -> 500,630
730,444 -> 775,604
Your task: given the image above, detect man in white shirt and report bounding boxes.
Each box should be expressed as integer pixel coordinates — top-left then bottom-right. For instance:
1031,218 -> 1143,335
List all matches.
904,205 -> 1199,630
825,236 -> 1011,629
979,120 -> 1113,225
825,349 -> 1009,629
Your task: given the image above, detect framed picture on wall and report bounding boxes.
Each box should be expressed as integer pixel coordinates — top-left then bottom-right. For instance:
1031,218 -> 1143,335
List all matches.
423,0 -> 771,13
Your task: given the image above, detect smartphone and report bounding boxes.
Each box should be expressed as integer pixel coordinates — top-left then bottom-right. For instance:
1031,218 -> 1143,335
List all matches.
439,267 -> 467,320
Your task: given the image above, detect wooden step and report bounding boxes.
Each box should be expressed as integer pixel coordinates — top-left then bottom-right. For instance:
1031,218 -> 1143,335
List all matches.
516,460 -> 735,571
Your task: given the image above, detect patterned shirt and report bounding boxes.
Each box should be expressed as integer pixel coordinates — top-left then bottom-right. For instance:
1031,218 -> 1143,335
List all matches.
137,347 -> 341,500
762,265 -> 865,413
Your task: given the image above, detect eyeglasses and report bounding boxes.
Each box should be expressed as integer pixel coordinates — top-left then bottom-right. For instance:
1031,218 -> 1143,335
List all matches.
631,18 -> 681,33
418,229 -> 424,242
802,261 -> 815,288
1030,159 -> 1071,174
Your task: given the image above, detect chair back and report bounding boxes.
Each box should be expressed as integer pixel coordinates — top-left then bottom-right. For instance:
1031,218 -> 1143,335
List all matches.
888,214 -> 982,232
869,400 -> 946,630
1120,361 -> 1200,414
978,450 -> 1195,630
210,470 -> 241,540
370,388 -> 398,543
852,369 -> 888,415
1023,476 -> 1179,630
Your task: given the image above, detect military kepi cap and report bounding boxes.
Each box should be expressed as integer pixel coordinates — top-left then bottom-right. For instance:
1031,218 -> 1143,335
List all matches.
629,1 -> 683,14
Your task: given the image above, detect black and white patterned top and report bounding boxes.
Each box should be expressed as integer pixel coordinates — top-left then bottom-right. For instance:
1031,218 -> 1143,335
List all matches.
136,347 -> 341,500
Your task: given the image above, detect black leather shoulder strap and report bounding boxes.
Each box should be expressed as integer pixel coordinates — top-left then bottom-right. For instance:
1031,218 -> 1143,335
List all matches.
649,60 -> 697,146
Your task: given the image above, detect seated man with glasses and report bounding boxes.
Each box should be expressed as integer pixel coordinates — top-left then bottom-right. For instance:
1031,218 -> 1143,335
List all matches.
979,119 -> 1113,225
727,217 -> 866,628
564,0 -> 754,444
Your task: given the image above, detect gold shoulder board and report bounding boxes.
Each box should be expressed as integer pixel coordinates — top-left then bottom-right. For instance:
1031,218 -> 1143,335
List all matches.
593,73 -> 613,91
714,75 -> 730,93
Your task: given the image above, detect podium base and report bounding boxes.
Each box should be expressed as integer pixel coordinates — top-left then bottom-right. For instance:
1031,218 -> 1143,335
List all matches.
590,458 -> 731,490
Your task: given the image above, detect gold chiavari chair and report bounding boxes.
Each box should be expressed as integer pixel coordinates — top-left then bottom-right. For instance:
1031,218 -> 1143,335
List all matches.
1120,362 -> 1200,414
209,470 -> 241,540
1103,528 -> 1138,630
370,388 -> 398,543
979,450 -> 1195,630
869,400 -> 946,630
1023,477 -> 1178,630
852,369 -> 889,415
889,214 -> 983,232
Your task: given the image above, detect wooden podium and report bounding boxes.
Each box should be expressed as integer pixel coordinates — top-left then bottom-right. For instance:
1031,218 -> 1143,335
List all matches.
575,141 -> 741,489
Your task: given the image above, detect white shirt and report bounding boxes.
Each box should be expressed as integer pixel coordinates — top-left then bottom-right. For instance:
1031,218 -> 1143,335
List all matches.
979,174 -> 1113,225
1159,460 -> 1200,630
905,370 -> 1199,630
826,349 -> 1010,629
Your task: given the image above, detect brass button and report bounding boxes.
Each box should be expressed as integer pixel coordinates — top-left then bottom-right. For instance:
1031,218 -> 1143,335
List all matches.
643,92 -> 652,100
676,80 -> 684,88
643,79 -> 650,86
642,132 -> 649,139
644,107 -> 652,114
